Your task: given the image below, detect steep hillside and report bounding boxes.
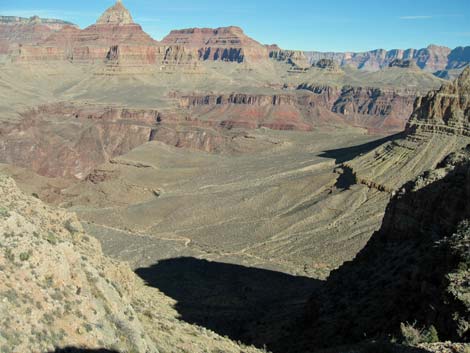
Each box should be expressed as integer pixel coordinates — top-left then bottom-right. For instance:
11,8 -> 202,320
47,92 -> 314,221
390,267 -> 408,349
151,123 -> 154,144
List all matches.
348,67 -> 470,191
0,174 -> 266,353
305,144 -> 470,348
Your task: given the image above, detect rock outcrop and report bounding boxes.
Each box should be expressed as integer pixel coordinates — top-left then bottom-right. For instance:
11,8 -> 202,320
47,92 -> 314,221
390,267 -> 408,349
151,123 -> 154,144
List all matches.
0,15 -> 77,54
348,67 -> 470,191
388,58 -> 419,69
314,58 -> 341,72
175,86 -> 426,133
96,0 -> 134,25
307,145 -> 470,346
161,26 -> 269,63
304,45 -> 470,72
269,49 -> 311,71
0,104 -> 162,179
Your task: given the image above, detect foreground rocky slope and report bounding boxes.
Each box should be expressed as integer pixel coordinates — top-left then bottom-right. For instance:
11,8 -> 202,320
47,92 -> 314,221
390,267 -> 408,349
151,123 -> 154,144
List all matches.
0,174 -> 265,353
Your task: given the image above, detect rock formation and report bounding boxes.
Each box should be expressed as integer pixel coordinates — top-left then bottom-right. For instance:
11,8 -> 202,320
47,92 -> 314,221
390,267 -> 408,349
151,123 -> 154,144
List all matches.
269,49 -> 311,71
0,104 -> 162,179
161,26 -> 269,63
178,84 -> 417,132
348,67 -> 470,191
96,0 -> 134,25
388,58 -> 419,69
0,15 -> 77,54
313,58 -> 341,72
306,144 -> 470,346
304,44 -> 470,72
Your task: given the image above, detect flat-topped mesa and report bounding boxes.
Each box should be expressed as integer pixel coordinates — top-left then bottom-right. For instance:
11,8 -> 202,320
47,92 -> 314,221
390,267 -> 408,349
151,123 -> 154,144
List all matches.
96,0 -> 134,25
161,26 -> 269,63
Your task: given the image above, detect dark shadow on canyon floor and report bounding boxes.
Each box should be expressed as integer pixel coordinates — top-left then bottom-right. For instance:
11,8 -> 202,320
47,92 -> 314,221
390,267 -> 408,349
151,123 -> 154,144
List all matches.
135,257 -> 321,350
320,132 -> 403,164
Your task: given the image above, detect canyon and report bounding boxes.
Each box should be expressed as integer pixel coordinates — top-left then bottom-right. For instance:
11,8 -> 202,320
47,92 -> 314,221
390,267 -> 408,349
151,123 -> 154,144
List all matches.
0,1 -> 469,353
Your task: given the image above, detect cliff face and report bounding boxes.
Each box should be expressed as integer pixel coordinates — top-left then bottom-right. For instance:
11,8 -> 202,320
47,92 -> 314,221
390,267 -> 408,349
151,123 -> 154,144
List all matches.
160,26 -> 269,63
177,86 -> 419,133
303,45 -> 469,72
408,66 -> 470,135
307,145 -> 470,346
0,104 -> 161,179
348,67 -> 470,191
0,16 -> 77,54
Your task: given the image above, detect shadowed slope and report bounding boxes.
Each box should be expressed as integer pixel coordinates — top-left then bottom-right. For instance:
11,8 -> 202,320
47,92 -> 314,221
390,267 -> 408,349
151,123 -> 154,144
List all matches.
306,146 -> 470,348
136,257 -> 321,350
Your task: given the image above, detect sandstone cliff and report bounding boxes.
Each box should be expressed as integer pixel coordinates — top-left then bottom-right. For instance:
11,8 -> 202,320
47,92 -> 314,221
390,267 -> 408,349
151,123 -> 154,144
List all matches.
348,67 -> 470,191
0,16 -> 77,54
161,26 -> 269,63
304,44 -> 469,73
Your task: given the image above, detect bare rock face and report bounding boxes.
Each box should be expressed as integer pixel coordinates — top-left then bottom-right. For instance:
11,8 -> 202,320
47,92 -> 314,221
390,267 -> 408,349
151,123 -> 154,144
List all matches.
0,16 -> 77,54
314,58 -> 341,72
347,67 -> 470,193
388,58 -> 419,69
304,45 -> 464,72
96,0 -> 134,25
447,47 -> 470,69
161,26 -> 269,63
408,66 -> 470,135
0,104 -> 161,179
269,49 -> 311,71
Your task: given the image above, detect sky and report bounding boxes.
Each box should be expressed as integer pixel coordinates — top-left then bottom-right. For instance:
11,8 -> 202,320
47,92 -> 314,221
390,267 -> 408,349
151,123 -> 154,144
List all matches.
0,0 -> 469,52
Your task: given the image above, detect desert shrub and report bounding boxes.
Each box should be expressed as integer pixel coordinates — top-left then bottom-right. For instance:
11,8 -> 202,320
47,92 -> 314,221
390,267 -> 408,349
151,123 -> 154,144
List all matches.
19,250 -> 32,262
4,248 -> 14,262
46,232 -> 57,245
400,322 -> 423,345
400,322 -> 440,345
424,325 -> 439,343
0,207 -> 10,219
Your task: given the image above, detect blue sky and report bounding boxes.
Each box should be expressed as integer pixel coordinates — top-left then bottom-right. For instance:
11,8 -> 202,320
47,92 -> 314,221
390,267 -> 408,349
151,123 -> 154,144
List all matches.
0,0 -> 469,52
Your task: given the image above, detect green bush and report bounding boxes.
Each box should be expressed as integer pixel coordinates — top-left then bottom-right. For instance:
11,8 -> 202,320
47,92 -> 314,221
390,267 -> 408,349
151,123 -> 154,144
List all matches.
19,251 -> 32,262
0,207 -> 10,219
424,325 -> 439,343
400,322 -> 440,345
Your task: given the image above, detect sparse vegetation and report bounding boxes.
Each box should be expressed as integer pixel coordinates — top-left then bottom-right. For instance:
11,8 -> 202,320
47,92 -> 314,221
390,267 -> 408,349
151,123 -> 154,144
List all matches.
400,323 -> 440,346
0,207 -> 10,219
19,250 -> 32,262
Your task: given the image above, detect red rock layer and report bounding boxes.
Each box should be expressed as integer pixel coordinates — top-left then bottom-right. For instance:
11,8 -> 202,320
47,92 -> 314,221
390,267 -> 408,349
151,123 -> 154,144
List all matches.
161,26 -> 269,63
176,86 -> 420,133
